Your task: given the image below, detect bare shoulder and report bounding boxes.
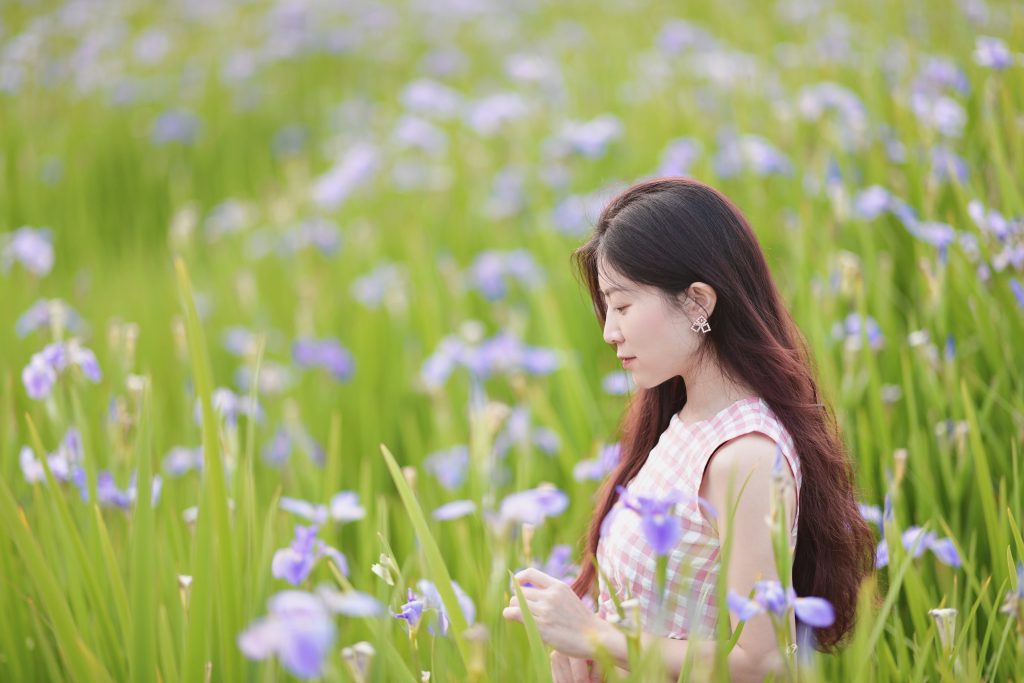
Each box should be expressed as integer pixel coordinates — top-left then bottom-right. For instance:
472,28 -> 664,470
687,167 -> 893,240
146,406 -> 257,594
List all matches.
705,432 -> 780,486
700,433 -> 796,530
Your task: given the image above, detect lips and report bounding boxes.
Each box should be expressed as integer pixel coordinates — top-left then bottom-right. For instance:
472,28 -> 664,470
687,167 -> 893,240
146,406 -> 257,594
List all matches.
619,356 -> 635,367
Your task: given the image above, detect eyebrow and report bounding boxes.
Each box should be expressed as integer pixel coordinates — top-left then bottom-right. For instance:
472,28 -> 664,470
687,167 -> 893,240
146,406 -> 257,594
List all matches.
600,285 -> 629,298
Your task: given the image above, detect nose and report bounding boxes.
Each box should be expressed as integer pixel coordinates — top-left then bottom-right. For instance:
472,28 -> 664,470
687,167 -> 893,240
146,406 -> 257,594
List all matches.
603,312 -> 623,346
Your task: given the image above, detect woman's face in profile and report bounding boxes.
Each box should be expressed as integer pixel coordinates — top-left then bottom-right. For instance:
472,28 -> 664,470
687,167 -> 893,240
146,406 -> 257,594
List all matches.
597,260 -> 699,389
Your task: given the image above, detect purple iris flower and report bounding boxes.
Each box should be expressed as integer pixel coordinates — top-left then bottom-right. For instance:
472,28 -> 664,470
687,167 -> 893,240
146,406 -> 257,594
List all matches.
404,579 -> 475,636
151,109 -> 200,145
238,590 -> 336,680
497,485 -> 569,528
657,138 -> 702,177
424,445 -> 469,490
853,186 -> 892,220
401,78 -> 463,119
929,145 -> 968,184
973,36 -> 1013,70
601,371 -> 633,395
194,387 -> 261,428
20,428 -> 84,486
573,442 -> 621,482
547,114 -> 622,159
292,338 -> 354,382
615,486 -> 685,556
727,581 -> 835,628
432,499 -> 476,521
1010,279 -> 1024,310
311,143 -> 378,210
539,544 -> 579,584
419,331 -> 559,390
463,92 -> 530,136
272,525 -> 349,585
493,406 -> 559,458
351,262 -> 407,309
2,226 -> 55,276
467,249 -> 544,300
281,218 -> 342,257
394,588 -> 426,630
831,313 -> 884,351
714,132 -> 792,178
316,586 -> 384,617
97,472 -> 133,509
15,299 -> 83,338
22,353 -> 57,400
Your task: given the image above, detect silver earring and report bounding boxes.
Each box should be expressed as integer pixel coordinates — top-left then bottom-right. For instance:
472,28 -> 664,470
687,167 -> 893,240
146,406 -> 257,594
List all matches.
690,315 -> 711,334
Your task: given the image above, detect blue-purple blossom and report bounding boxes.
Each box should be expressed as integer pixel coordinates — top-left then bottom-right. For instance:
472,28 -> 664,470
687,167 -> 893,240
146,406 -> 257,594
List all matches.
20,428 -> 84,487
573,442 -> 621,482
315,585 -> 384,617
657,138 -> 702,177
420,331 -> 559,391
464,92 -> 530,136
496,485 -> 569,528
311,143 -> 379,210
929,145 -> 968,184
865,509 -> 962,569
262,424 -> 324,467
401,78 -> 462,120
194,387 -> 262,428
2,227 -> 55,276
238,590 -> 336,680
424,445 -> 469,490
713,132 -> 792,178
546,114 -> 622,159
151,109 -> 200,145
615,486 -> 686,555
484,166 -> 528,220
394,588 -> 426,630
493,406 -> 560,459
272,525 -> 349,585
281,218 -> 342,257
22,353 -> 57,400
1010,279 -> 1024,310
292,338 -> 354,381
392,115 -> 448,155
279,491 -> 365,524
910,93 -> 966,137
22,339 -> 102,400
727,581 -> 835,629
406,579 -> 476,636
15,299 -> 83,338
351,262 -> 407,309
852,186 -> 892,220
467,250 -> 544,300
432,499 -> 476,521
601,371 -> 633,395
973,36 -> 1013,70
967,200 -> 1015,240
831,313 -> 884,351
163,446 -> 203,476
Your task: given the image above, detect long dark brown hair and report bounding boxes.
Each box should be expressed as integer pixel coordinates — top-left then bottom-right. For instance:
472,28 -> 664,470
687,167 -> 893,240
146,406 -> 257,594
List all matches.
569,177 -> 874,650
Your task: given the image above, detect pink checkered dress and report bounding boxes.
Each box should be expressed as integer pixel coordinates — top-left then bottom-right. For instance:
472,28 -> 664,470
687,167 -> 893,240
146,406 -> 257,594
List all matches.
595,396 -> 801,640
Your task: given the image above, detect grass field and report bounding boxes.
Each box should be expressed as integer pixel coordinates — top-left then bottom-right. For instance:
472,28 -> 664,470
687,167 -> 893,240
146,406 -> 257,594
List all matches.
1,0 -> 1023,680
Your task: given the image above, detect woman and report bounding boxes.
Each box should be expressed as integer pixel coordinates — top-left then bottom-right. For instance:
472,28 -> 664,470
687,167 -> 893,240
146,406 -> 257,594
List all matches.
502,178 -> 875,681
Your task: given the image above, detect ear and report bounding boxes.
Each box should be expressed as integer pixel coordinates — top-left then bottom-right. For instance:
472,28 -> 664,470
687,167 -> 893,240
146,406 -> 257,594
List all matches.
681,282 -> 717,319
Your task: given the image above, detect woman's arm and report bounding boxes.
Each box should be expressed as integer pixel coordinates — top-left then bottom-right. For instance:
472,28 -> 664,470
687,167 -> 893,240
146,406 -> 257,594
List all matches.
594,433 -> 798,682
505,434 -> 798,682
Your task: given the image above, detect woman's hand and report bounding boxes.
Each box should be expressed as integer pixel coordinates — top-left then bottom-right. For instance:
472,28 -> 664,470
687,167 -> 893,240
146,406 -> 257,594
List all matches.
550,651 -> 600,683
502,567 -> 613,660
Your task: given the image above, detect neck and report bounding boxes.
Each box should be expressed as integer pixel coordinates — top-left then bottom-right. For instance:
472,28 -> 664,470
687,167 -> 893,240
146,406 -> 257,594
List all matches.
677,360 -> 756,424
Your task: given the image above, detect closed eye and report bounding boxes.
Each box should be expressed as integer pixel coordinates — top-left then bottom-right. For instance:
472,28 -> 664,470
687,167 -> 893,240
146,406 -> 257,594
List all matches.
614,305 -> 629,313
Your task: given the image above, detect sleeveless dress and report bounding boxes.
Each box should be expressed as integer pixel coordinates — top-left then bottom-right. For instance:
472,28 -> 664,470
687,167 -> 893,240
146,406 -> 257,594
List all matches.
595,396 -> 802,640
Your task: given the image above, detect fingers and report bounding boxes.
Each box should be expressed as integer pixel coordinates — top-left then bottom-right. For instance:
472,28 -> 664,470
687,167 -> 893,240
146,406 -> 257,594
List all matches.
550,651 -> 572,683
502,605 -> 521,622
568,656 -> 592,682
515,567 -> 556,589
